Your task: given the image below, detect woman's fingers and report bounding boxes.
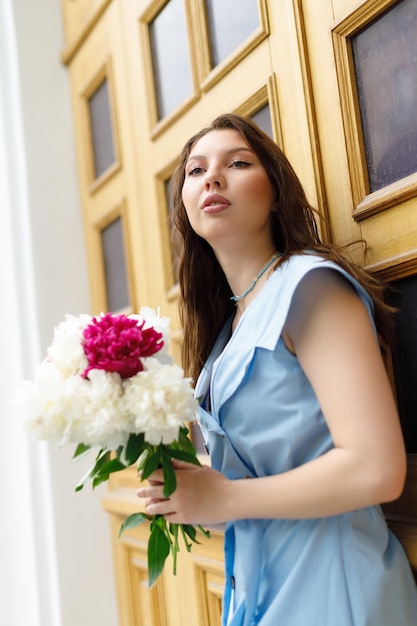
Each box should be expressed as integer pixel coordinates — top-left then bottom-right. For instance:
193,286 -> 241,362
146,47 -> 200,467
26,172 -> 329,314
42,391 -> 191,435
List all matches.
137,484 -> 165,500
136,461 -> 230,524
137,460 -> 199,501
171,459 -> 199,470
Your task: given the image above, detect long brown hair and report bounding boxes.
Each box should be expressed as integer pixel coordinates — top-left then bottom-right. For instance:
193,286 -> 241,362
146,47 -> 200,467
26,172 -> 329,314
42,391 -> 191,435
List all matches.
171,113 -> 394,382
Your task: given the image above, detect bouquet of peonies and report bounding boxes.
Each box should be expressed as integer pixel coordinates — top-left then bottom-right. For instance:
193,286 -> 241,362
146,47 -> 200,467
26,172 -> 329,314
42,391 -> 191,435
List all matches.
14,307 -> 209,586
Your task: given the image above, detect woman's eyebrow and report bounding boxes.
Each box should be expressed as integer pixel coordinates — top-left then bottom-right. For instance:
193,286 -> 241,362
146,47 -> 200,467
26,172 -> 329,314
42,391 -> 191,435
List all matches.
186,147 -> 254,162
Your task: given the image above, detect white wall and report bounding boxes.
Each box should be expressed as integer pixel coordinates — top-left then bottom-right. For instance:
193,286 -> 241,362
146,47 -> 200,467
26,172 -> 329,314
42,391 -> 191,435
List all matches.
0,0 -> 119,624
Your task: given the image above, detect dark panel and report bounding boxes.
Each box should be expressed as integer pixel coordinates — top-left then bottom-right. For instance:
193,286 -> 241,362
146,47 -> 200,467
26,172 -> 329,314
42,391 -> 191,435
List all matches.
88,78 -> 115,179
101,217 -> 130,312
251,104 -> 273,139
352,0 -> 417,192
149,0 -> 193,119
388,273 -> 417,453
165,177 -> 178,285
206,0 -> 259,67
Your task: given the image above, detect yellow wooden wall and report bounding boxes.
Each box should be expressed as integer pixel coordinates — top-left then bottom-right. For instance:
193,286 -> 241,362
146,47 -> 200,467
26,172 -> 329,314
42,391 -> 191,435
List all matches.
60,1 -> 417,623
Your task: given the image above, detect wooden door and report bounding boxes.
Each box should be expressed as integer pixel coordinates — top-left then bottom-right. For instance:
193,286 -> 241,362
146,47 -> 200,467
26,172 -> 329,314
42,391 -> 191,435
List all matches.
61,0 -> 417,623
299,0 -> 417,578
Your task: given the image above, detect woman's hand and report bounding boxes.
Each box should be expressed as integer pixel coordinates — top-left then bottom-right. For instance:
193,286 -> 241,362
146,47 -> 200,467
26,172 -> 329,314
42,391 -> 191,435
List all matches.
137,460 -> 232,526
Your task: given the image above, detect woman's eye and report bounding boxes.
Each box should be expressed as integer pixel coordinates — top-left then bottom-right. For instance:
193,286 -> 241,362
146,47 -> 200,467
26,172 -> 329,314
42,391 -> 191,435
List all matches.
231,160 -> 250,168
187,166 -> 204,176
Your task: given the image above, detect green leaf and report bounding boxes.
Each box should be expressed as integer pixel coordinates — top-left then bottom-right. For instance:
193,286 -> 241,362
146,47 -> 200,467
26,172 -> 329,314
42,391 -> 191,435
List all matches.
92,457 -> 127,488
197,525 -> 211,539
160,452 -> 176,497
72,443 -> 91,459
179,425 -> 190,437
181,524 -> 198,543
141,449 -> 162,480
97,447 -> 111,460
180,523 -> 210,546
137,448 -> 150,472
100,457 -> 127,473
165,447 -> 201,466
169,523 -> 179,551
148,520 -> 171,587
178,429 -> 198,456
121,433 -> 146,466
75,450 -> 111,492
179,524 -> 192,551
118,512 -> 150,538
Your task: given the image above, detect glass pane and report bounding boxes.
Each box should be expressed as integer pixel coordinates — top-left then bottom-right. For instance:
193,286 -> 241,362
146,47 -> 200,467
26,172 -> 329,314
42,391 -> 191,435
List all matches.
88,78 -> 115,179
149,0 -> 193,119
206,0 -> 259,67
101,217 -> 130,311
387,273 -> 417,453
352,0 -> 417,192
165,178 -> 178,284
251,104 -> 273,139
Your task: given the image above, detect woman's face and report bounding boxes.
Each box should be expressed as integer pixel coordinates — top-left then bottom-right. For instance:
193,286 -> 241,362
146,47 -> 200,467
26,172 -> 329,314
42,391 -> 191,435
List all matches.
181,129 -> 274,250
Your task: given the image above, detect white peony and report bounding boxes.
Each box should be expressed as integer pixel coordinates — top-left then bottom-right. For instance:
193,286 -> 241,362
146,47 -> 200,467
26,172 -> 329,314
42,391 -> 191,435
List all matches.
122,358 -> 198,445
15,361 -> 128,449
47,314 -> 91,376
132,307 -> 173,365
15,360 -> 77,445
64,369 -> 128,449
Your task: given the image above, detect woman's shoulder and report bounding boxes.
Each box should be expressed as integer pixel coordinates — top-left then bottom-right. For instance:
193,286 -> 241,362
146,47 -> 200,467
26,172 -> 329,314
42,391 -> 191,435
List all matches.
279,252 -> 363,289
275,252 -> 374,317
280,252 -> 340,274
236,252 -> 374,353
272,253 -> 341,295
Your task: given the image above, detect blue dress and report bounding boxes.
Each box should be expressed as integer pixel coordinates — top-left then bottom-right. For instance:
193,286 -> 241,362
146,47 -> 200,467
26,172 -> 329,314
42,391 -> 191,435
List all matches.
195,254 -> 417,626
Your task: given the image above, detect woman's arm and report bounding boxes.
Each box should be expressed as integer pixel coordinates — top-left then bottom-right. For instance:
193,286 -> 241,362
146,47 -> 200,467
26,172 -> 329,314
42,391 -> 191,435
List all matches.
138,269 -> 406,525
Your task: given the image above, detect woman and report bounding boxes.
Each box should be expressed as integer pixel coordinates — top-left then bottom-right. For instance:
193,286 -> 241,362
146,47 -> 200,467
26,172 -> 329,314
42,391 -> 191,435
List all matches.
138,114 -> 417,625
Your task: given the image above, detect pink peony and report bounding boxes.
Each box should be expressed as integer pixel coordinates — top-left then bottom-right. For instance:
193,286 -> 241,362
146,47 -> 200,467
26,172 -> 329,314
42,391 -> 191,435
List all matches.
81,313 -> 163,379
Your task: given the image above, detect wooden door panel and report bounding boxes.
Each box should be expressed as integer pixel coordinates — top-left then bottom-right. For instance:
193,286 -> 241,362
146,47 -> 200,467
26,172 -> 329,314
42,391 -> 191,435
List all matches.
302,0 -> 417,578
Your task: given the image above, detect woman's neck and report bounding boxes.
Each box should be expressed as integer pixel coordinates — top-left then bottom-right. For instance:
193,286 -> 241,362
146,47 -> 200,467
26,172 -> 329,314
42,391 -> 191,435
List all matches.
216,246 -> 278,315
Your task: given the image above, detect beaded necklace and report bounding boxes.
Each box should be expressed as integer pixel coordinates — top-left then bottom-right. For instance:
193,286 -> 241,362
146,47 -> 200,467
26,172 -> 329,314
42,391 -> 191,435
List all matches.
230,252 -> 281,303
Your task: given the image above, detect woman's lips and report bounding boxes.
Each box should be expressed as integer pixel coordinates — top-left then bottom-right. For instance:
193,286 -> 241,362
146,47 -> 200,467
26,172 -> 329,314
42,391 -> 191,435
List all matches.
201,194 -> 231,214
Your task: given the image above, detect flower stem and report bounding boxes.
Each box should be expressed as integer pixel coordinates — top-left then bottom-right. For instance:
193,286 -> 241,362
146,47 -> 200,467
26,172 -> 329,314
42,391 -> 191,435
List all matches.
170,523 -> 180,575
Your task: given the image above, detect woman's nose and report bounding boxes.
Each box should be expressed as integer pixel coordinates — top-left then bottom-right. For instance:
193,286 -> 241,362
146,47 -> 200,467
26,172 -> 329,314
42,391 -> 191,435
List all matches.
204,169 -> 225,189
